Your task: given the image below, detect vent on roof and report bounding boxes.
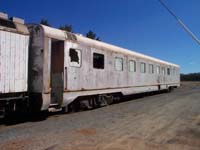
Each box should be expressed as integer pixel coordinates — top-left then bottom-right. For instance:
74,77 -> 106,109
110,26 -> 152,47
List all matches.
0,12 -> 8,20
0,18 -> 16,29
11,17 -> 24,24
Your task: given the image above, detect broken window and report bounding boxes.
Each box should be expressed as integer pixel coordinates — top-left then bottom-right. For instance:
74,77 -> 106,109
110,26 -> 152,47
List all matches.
140,62 -> 146,73
93,53 -> 104,69
129,60 -> 136,72
115,57 -> 123,71
69,48 -> 81,67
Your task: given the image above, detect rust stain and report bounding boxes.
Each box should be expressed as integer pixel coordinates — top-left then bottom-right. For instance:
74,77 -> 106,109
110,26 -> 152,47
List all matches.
77,128 -> 97,136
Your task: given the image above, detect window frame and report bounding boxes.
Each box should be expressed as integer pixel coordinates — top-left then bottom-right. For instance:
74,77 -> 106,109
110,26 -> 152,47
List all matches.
156,66 -> 161,74
167,68 -> 171,75
173,68 -> 176,76
140,62 -> 146,73
69,48 -> 82,68
149,64 -> 154,74
129,60 -> 136,72
115,57 -> 123,71
162,67 -> 166,75
93,52 -> 105,69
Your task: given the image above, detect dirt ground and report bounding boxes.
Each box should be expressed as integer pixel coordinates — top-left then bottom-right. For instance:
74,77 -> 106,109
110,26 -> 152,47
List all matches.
0,82 -> 200,150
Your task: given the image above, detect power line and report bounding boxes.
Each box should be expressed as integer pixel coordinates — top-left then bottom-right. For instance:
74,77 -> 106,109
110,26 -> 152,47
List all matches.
158,0 -> 200,46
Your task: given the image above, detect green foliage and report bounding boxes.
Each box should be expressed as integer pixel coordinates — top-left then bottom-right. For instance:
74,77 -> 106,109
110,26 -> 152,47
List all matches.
40,19 -> 51,26
86,30 -> 101,41
59,24 -> 73,32
181,73 -> 200,81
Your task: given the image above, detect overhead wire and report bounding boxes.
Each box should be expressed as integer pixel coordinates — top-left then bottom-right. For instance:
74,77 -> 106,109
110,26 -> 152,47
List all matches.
158,0 -> 200,46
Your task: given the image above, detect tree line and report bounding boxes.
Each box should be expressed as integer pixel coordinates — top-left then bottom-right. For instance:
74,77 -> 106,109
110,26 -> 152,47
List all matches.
181,73 -> 200,81
40,19 -> 100,41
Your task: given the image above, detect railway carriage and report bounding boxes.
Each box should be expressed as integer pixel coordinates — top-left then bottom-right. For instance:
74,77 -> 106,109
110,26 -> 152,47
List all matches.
0,13 -> 180,118
0,13 -> 29,118
27,24 -> 180,112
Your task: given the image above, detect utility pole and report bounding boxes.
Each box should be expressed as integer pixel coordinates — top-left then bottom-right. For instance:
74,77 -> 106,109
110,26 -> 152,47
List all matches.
158,0 -> 200,46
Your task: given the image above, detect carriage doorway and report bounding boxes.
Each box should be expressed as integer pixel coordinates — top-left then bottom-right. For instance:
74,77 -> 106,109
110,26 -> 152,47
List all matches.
50,40 -> 64,105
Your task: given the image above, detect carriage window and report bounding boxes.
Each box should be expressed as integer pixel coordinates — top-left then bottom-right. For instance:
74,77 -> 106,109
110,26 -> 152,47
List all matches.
129,60 -> 136,72
173,68 -> 176,76
175,69 -> 178,76
156,66 -> 161,74
149,64 -> 154,74
162,67 -> 165,75
115,57 -> 123,71
140,62 -> 146,73
167,68 -> 170,75
69,48 -> 81,67
93,53 -> 104,69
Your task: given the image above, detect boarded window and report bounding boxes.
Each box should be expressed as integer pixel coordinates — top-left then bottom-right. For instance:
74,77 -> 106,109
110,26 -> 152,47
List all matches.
167,68 -> 170,75
69,48 -> 81,67
149,64 -> 154,74
129,60 -> 136,72
140,62 -> 146,73
156,66 -> 161,74
115,57 -> 123,71
93,53 -> 104,69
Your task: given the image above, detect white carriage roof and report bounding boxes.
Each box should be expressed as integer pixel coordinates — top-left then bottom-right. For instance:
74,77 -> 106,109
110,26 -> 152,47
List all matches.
42,25 -> 179,68
0,19 -> 29,35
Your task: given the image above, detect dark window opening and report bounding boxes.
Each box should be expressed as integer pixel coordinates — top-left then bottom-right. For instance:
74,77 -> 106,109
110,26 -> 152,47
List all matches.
149,64 -> 154,74
93,53 -> 104,69
0,18 -> 16,29
167,68 -> 170,75
69,48 -> 79,64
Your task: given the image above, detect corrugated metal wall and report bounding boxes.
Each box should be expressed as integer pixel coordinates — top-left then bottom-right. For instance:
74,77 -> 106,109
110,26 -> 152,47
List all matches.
0,30 -> 29,93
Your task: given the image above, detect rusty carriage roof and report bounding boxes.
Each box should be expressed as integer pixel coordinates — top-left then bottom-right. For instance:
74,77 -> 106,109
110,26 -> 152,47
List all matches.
41,25 -> 179,68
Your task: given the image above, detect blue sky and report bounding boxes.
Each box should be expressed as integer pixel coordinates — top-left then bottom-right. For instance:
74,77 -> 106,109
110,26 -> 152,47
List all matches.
1,0 -> 200,73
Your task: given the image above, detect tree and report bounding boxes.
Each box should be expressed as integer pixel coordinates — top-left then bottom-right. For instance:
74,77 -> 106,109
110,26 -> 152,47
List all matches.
86,30 -> 101,41
40,19 -> 51,26
59,24 -> 73,32
181,73 -> 200,81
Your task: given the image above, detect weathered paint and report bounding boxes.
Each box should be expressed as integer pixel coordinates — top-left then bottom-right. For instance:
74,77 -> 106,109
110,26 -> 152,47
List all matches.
27,25 -> 45,93
30,25 -> 180,111
41,25 -> 179,68
0,30 -> 29,93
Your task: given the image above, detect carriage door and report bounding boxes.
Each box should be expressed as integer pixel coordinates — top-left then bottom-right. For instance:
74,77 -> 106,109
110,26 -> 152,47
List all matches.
51,40 -> 64,105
